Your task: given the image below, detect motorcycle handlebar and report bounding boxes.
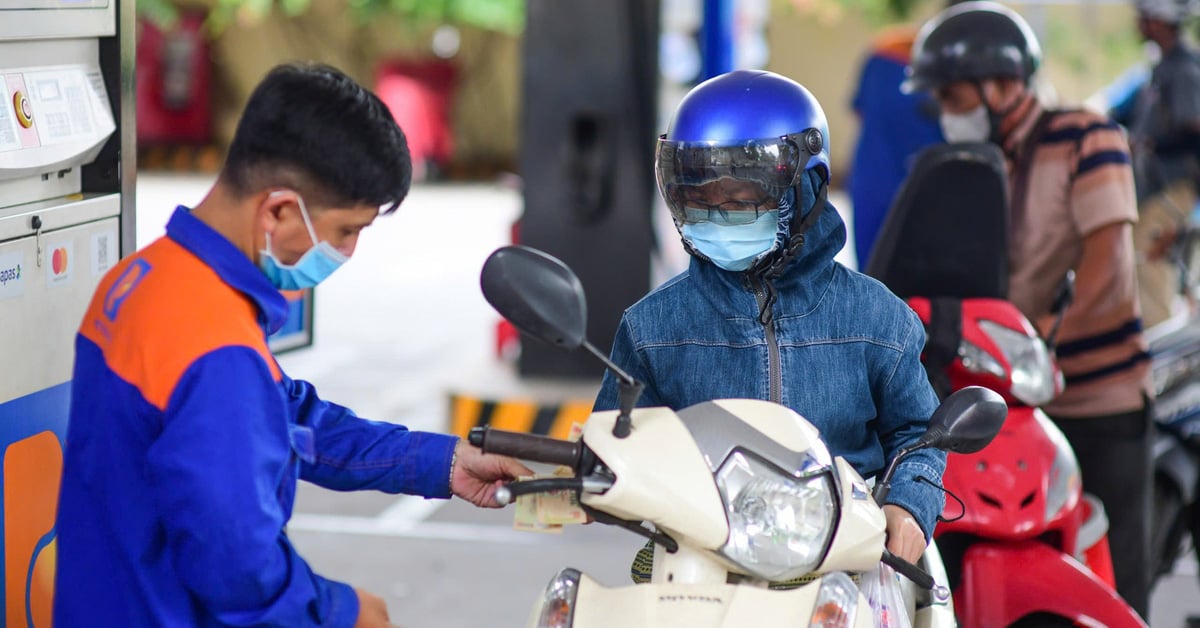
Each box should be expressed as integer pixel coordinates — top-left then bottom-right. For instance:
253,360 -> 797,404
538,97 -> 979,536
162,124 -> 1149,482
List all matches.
468,426 -> 585,468
881,549 -> 937,591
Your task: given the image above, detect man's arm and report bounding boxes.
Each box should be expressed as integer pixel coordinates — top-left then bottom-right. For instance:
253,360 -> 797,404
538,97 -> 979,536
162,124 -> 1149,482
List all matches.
593,314 -> 664,411
147,347 -> 358,627
284,374 -> 458,496
875,310 -> 947,542
1054,119 -> 1144,372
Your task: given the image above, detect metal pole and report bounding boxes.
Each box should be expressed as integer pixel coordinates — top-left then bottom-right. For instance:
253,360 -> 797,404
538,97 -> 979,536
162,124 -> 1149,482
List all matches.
700,0 -> 733,80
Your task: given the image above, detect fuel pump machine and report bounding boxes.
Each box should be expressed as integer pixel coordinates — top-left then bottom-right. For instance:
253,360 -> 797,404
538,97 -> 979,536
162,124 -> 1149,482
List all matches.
0,0 -> 134,623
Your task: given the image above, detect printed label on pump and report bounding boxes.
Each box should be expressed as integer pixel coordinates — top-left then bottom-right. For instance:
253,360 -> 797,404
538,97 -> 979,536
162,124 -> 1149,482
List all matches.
0,251 -> 24,299
0,79 -> 20,152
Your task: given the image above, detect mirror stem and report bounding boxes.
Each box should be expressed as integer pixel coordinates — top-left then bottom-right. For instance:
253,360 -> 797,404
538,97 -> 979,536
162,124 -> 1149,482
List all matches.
581,340 -> 642,438
872,443 -> 923,504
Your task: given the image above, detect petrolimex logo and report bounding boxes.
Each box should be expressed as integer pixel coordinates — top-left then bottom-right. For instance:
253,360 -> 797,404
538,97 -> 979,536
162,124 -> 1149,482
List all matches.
0,251 -> 24,300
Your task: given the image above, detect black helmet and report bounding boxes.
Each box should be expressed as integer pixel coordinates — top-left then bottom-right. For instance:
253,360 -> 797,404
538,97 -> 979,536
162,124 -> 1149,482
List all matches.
1136,0 -> 1196,23
904,1 -> 1042,93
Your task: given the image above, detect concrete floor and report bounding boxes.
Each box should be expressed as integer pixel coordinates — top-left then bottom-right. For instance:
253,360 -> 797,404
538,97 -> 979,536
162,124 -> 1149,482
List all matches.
135,172 -> 1200,627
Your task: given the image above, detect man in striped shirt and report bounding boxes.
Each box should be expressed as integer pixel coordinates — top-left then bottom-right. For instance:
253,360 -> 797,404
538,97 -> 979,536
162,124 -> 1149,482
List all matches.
908,2 -> 1154,617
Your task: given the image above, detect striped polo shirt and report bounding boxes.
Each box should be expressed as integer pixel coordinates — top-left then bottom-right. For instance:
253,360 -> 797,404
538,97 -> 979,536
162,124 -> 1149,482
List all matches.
1002,95 -> 1152,417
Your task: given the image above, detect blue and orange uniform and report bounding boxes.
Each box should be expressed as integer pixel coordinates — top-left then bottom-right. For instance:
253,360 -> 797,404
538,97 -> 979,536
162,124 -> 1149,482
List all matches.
54,207 -> 458,626
849,25 -> 945,269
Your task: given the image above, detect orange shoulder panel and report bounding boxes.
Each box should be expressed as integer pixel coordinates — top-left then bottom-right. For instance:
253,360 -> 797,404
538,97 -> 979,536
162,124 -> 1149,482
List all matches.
871,25 -> 918,65
79,237 -> 282,411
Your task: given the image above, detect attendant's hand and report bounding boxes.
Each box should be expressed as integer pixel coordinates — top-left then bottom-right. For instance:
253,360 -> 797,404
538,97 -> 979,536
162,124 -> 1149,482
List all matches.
883,504 -> 926,565
353,588 -> 394,628
450,439 -> 534,507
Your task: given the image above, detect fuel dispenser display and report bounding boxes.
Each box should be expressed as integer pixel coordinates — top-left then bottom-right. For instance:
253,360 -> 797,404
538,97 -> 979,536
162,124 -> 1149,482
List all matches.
0,0 -> 133,624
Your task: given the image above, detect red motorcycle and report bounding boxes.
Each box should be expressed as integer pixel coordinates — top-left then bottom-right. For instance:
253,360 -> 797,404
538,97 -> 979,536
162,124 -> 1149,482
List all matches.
866,142 -> 1147,628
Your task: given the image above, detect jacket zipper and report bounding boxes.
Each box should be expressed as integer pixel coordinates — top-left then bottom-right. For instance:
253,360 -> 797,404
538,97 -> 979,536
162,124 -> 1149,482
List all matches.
752,276 -> 783,404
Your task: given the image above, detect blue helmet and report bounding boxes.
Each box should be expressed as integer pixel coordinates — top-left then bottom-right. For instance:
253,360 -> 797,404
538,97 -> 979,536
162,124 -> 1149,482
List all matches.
656,70 -> 831,274
656,70 -> 830,230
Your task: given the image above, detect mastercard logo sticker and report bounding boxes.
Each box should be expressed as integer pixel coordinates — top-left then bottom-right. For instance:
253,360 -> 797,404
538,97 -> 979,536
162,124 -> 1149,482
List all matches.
51,247 -> 68,275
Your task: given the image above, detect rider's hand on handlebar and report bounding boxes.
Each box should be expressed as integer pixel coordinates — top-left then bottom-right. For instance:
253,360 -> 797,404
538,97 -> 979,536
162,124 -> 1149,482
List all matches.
883,504 -> 926,565
450,439 -> 534,508
353,588 -> 395,628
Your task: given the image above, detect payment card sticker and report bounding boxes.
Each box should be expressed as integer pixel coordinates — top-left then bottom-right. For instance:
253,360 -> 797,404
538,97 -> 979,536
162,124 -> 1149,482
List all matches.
0,251 -> 24,300
46,240 -> 73,288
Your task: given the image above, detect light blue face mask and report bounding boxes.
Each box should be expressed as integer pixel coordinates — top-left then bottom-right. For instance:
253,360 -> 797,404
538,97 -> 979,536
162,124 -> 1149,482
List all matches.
259,193 -> 349,290
682,210 -> 781,271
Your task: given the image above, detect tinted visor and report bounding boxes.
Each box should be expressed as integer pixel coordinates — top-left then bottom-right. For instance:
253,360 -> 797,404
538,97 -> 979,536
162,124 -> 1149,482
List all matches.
656,132 -> 812,225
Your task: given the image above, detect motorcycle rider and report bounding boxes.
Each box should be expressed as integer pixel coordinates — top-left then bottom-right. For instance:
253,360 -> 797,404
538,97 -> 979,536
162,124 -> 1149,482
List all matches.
1123,0 -> 1200,328
907,2 -> 1154,617
594,70 -> 947,572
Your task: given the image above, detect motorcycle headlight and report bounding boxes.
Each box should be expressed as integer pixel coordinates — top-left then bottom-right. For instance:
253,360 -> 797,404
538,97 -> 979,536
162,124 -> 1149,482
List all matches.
716,450 -> 836,582
808,572 -> 860,628
532,568 -> 580,628
978,320 -> 1061,406
1035,412 -> 1081,522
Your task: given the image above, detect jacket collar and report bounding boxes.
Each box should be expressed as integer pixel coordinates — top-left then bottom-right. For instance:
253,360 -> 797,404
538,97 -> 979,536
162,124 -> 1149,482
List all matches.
166,206 -> 290,334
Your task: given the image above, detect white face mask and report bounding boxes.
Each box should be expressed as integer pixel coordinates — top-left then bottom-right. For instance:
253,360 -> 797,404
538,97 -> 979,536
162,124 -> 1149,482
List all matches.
940,104 -> 991,143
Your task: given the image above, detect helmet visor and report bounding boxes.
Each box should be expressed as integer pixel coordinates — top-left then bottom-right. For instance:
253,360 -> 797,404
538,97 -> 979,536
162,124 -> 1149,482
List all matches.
656,132 -> 810,225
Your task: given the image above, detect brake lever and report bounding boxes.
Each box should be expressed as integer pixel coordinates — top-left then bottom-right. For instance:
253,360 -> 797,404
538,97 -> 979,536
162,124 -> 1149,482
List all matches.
881,548 -> 949,600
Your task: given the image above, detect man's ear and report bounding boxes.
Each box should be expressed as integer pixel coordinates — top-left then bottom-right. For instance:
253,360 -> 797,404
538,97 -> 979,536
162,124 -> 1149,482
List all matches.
258,190 -> 295,234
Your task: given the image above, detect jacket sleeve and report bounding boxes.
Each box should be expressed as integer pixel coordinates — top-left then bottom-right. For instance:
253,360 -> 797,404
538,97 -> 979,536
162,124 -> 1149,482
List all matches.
146,346 -> 359,627
876,311 -> 947,541
593,314 -> 665,411
284,374 -> 458,497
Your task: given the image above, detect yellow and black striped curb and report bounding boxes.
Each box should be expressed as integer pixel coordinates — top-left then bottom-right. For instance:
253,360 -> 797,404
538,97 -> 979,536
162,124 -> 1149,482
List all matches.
448,393 -> 594,440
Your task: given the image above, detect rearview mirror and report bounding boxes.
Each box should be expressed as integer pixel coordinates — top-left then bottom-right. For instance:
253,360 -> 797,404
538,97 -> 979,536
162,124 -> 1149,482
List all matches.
922,386 -> 1007,454
480,245 -> 588,350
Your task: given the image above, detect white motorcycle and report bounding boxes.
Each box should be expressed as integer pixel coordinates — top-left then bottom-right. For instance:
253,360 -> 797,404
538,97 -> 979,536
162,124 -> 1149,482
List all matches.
474,245 -> 1006,628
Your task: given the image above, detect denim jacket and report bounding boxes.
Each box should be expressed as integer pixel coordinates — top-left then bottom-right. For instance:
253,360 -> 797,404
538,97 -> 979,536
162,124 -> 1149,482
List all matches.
595,188 -> 946,540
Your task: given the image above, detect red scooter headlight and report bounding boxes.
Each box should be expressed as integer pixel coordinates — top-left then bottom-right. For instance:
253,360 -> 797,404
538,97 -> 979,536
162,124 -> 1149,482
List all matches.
964,320 -> 1062,406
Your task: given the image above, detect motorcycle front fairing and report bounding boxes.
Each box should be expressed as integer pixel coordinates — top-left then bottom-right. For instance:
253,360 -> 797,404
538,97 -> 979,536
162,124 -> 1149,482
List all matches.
580,400 -> 888,580
546,572 -> 873,628
956,541 -> 1147,628
937,406 -> 1084,549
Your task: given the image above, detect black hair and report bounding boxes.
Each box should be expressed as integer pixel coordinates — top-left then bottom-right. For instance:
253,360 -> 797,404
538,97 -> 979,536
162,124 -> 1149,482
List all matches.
221,62 -> 411,214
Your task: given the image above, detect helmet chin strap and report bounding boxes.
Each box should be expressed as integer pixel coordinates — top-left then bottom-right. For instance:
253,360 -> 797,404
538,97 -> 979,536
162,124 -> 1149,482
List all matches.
753,177 -> 828,278
748,177 -> 829,325
972,80 -> 1026,145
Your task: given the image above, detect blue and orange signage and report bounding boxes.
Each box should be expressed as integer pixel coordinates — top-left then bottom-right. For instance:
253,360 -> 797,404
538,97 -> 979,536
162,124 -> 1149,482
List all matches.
0,383 -> 69,628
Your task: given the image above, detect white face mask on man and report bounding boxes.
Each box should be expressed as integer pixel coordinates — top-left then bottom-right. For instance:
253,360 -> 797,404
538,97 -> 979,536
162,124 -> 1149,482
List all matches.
939,104 -> 992,143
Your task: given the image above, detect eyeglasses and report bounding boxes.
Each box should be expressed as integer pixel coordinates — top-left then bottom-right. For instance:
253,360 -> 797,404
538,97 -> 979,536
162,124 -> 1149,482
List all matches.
681,199 -> 779,225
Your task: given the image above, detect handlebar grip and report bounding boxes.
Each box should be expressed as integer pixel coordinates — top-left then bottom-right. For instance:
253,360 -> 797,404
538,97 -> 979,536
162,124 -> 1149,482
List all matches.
468,426 -> 583,467
881,549 -> 936,590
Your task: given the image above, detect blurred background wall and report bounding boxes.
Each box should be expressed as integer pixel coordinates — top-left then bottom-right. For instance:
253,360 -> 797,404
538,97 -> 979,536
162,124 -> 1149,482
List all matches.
134,0 -> 1148,186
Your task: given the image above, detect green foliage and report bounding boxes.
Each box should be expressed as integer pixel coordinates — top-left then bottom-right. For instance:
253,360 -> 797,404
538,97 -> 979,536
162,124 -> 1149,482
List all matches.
138,0 -> 181,29
774,0 -> 933,28
137,0 -> 524,36
346,0 -> 522,32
